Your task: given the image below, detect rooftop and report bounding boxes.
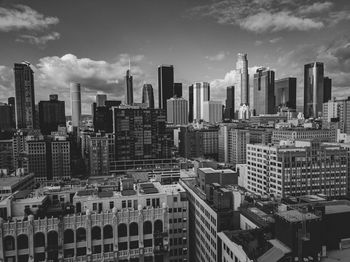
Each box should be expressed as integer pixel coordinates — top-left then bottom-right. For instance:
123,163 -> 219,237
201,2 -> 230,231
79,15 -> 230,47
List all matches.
0,174 -> 34,189
277,209 -> 320,222
325,204 -> 350,215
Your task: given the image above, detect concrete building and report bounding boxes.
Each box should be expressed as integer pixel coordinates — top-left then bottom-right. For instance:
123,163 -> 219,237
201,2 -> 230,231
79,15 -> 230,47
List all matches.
203,101 -> 223,124
96,93 -> 107,107
0,181 -> 189,262
38,95 -> 66,135
0,139 -> 14,172
323,97 -> 350,134
87,133 -> 109,177
188,85 -> 194,123
253,68 -> 275,116
158,65 -> 174,111
166,97 -> 188,125
125,69 -> 134,105
224,86 -> 235,121
0,172 -> 35,199
193,82 -> 210,122
0,103 -> 15,130
142,84 -> 155,109
272,128 -> 334,144
14,62 -> 36,129
173,83 -> 182,98
246,141 -> 348,197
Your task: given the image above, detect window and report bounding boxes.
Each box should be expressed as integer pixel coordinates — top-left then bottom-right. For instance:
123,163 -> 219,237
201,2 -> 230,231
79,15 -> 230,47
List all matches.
146,199 -> 150,206
122,200 -> 126,208
109,201 -> 114,209
93,203 -> 97,211
169,208 -> 172,213
178,208 -> 182,212
127,200 -> 132,208
173,197 -> 178,202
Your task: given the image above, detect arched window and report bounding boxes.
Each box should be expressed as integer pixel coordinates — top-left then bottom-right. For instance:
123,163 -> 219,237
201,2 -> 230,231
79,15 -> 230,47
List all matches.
154,220 -> 163,233
92,226 -> 101,240
64,229 -> 74,244
143,221 -> 152,235
17,234 -> 29,249
129,222 -> 138,236
34,232 -> 45,247
76,228 -> 86,242
3,235 -> 15,251
103,225 -> 113,239
47,231 -> 58,249
118,223 -> 127,238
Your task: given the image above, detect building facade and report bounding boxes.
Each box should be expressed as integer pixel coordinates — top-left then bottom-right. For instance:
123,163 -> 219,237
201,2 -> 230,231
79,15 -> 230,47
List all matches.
253,68 -> 275,116
158,65 -> 174,111
304,62 -> 324,118
38,95 -> 66,135
202,101 -> 223,124
193,82 -> 210,122
275,77 -> 296,111
166,97 -> 188,125
142,84 -> 155,109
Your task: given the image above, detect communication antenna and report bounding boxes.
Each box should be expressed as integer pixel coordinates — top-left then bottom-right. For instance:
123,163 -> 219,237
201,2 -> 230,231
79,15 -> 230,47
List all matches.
128,58 -> 131,72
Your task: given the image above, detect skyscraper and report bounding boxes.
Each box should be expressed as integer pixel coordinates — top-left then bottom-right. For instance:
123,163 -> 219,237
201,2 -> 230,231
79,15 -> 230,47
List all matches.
142,84 -> 155,108
304,62 -> 324,118
7,97 -> 16,128
70,83 -> 81,130
96,93 -> 107,107
203,101 -> 223,124
158,65 -> 174,110
14,62 -> 36,129
167,97 -> 188,125
275,77 -> 297,111
38,94 -> 66,135
173,82 -> 182,98
224,86 -> 235,120
125,69 -> 133,105
236,53 -> 249,106
189,85 -> 194,123
253,68 -> 275,115
324,76 -> 332,103
193,82 -> 210,122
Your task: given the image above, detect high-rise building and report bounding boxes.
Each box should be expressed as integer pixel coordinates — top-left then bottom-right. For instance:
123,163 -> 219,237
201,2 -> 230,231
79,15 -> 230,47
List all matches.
323,97 -> 350,134
14,62 -> 36,129
7,97 -> 16,128
245,141 -> 348,197
202,101 -> 223,124
0,103 -> 14,131
142,84 -> 155,108
224,86 -> 235,120
38,95 -> 66,135
0,139 -> 14,171
113,107 -> 173,160
125,69 -> 133,105
87,133 -> 109,176
304,62 -> 324,118
158,65 -> 174,110
193,82 -> 210,122
70,83 -> 81,133
188,85 -> 194,123
167,97 -> 188,125
236,53 -> 249,106
173,83 -> 182,98
253,68 -> 275,116
96,93 -> 107,107
275,77 -> 297,111
324,76 -> 332,103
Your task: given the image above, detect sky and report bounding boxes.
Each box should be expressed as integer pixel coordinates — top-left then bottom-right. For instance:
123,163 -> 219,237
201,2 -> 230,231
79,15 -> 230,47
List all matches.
0,0 -> 350,114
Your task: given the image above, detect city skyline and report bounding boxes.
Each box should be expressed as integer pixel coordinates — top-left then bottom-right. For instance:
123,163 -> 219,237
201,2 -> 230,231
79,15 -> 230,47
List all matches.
0,0 -> 350,114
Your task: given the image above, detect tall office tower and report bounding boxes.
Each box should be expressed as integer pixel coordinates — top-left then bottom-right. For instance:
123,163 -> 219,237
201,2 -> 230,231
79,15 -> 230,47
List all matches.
25,134 -> 47,182
70,82 -> 82,131
253,68 -> 275,116
304,62 -> 324,118
323,76 -> 332,103
224,86 -> 235,120
202,101 -> 223,124
275,77 -> 297,111
173,82 -> 182,98
96,93 -> 107,107
14,62 -> 36,129
158,65 -> 174,110
49,136 -> 71,181
142,84 -> 155,108
0,139 -> 13,171
87,133 -> 109,176
218,124 -> 250,166
246,141 -> 348,197
236,53 -> 249,105
113,107 -> 173,160
188,85 -> 194,122
193,82 -> 210,122
93,100 -> 121,133
12,131 -> 29,172
166,97 -> 188,125
7,97 -> 16,128
125,68 -> 134,105
38,94 -> 66,135
0,103 -> 14,130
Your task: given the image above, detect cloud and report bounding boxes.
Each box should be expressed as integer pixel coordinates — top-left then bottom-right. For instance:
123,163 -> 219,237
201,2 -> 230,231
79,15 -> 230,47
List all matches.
254,40 -> 263,46
16,32 -> 60,46
205,51 -> 227,61
269,37 -> 282,44
0,5 -> 59,32
0,54 -> 146,114
187,0 -> 348,33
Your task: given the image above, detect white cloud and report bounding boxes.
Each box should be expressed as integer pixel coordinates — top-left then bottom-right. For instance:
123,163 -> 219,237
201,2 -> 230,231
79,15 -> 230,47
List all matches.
16,32 -> 60,46
0,5 -> 59,32
269,37 -> 283,44
187,0 -> 347,33
240,11 -> 324,32
205,51 -> 227,61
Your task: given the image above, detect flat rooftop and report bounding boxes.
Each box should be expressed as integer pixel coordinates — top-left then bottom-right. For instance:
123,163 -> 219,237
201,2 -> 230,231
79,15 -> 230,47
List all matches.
325,205 -> 350,215
199,167 -> 236,174
277,210 -> 319,222
0,175 -> 33,189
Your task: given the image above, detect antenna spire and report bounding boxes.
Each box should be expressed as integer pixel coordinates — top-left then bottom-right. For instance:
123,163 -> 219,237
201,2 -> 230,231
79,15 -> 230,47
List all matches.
128,58 -> 131,71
